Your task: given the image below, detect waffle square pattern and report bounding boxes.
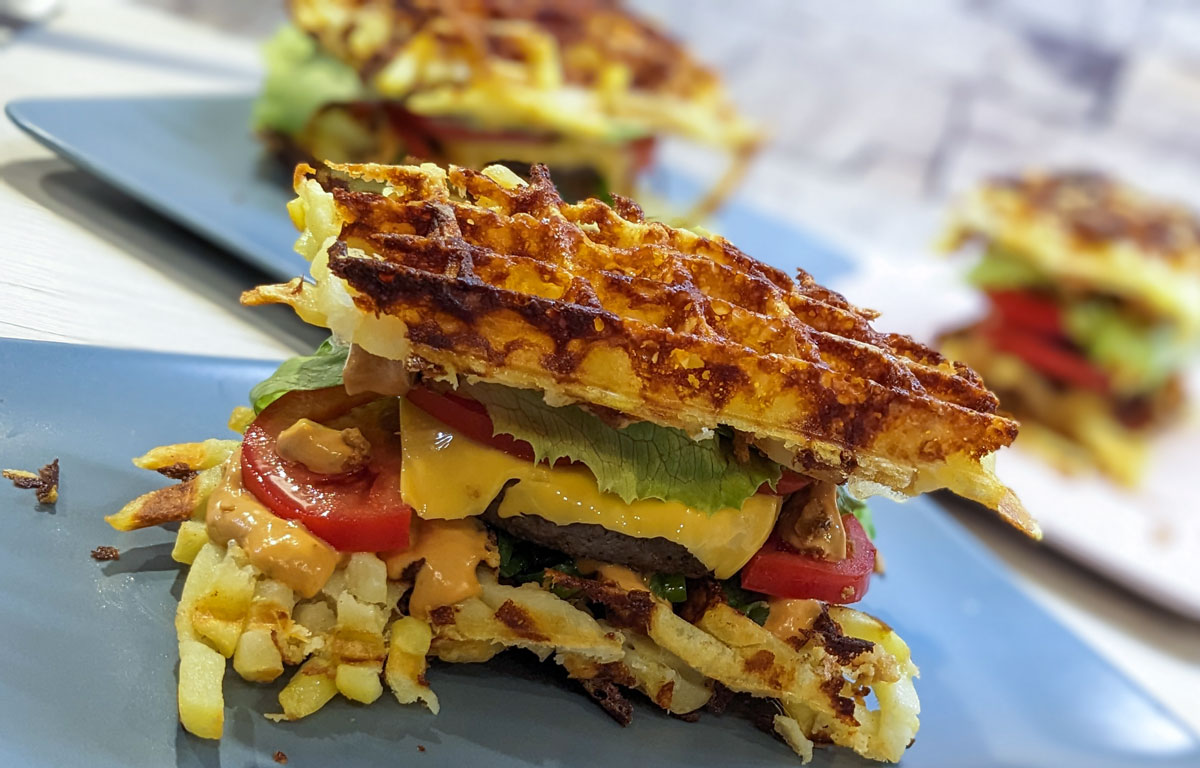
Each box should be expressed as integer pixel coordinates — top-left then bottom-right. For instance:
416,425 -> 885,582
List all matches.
289,0 -> 759,150
247,161 -> 1033,535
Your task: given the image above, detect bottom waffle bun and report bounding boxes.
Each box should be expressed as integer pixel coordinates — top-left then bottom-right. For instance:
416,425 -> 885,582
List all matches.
110,439 -> 919,764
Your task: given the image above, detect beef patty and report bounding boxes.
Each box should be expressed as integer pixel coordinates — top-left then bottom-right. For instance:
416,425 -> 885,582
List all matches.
481,486 -> 709,577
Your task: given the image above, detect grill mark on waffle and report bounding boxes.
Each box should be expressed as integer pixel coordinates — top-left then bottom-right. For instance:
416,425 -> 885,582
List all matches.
340,204 -> 999,414
315,161 -> 1018,468
331,251 -> 752,403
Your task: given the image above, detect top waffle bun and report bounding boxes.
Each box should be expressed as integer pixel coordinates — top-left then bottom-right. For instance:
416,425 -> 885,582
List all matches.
288,0 -> 758,150
945,171 -> 1200,332
247,161 -> 1033,536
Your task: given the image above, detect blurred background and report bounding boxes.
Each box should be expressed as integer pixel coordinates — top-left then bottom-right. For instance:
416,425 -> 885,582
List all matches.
127,0 -> 1200,267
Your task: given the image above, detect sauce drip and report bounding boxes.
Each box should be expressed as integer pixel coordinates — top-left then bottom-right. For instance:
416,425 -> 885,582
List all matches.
275,418 -> 371,475
778,482 -> 847,561
763,597 -> 823,640
383,518 -> 492,619
206,452 -> 339,598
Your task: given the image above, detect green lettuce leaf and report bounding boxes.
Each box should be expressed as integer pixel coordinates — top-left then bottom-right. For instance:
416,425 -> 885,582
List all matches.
966,245 -> 1048,290
836,486 -> 875,540
249,338 -> 349,413
469,384 -> 782,514
1064,301 -> 1192,394
720,579 -> 769,625
252,25 -> 367,136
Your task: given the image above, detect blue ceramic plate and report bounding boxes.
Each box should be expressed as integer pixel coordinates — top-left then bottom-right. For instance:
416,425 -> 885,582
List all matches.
0,337 -> 1196,767
5,95 -> 851,285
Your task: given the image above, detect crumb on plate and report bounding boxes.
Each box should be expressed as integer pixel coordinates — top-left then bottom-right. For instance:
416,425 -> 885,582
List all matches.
3,458 -> 59,504
91,546 -> 120,562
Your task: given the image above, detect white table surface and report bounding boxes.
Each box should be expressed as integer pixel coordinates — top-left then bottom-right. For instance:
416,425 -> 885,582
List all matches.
2,0 -> 1199,739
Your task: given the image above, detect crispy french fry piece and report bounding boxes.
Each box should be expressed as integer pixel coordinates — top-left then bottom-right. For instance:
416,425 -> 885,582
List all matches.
620,629 -> 712,714
274,656 -> 338,721
294,600 -> 336,636
234,579 -> 298,682
336,663 -> 383,704
556,625 -> 714,718
429,638 -> 504,664
176,542 -> 222,641
779,607 -> 920,764
548,571 -> 887,724
106,464 -> 222,532
344,553 -> 388,605
234,629 -> 284,684
330,592 -> 387,703
690,602 -> 900,702
644,601 -> 799,701
385,616 -> 439,714
172,520 -> 209,565
178,639 -> 226,739
133,439 -> 239,473
470,570 -> 623,661
773,715 -> 815,764
320,568 -> 348,601
332,592 -> 388,642
191,545 -> 258,657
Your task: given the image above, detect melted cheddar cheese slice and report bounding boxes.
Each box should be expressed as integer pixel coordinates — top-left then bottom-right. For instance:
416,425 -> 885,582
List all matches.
398,399 -> 781,579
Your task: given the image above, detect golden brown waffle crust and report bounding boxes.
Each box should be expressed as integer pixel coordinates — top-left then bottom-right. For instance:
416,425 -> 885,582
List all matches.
944,170 -> 1200,329
247,161 -> 1032,534
288,0 -> 760,150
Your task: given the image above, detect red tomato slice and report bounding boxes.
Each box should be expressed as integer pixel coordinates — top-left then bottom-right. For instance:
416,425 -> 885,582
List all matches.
769,470 -> 812,496
379,104 -> 655,179
422,120 -> 554,145
385,105 -> 555,148
405,387 -> 538,462
740,514 -> 875,604
406,388 -> 813,498
985,325 -> 1109,393
629,136 -> 657,174
381,105 -> 439,161
241,387 -> 413,552
987,290 -> 1064,337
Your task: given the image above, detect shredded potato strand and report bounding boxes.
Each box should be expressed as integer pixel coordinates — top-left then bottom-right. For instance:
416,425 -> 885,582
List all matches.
117,447 -> 918,761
